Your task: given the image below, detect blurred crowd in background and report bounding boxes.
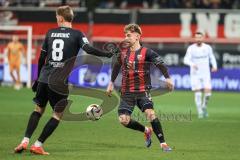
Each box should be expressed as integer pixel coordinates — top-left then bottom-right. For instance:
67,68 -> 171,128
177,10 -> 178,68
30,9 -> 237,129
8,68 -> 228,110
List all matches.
1,0 -> 240,9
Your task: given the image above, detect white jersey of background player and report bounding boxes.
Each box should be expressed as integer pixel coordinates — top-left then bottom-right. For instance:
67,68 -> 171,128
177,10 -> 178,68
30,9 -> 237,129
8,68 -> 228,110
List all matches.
184,32 -> 217,118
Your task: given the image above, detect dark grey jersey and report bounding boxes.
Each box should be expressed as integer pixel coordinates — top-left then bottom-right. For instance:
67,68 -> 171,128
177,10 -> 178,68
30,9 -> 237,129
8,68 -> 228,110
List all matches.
38,27 -> 89,83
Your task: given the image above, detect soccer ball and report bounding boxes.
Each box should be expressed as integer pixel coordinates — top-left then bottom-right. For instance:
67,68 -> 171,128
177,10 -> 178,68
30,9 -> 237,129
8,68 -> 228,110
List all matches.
86,104 -> 103,121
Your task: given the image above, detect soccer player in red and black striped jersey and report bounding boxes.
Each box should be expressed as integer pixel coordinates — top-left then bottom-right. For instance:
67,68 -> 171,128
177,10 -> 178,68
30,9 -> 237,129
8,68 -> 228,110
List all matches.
106,24 -> 174,152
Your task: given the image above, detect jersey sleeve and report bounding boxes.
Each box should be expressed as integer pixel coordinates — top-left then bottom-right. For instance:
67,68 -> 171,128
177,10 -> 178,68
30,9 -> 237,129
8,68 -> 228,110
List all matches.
110,53 -> 122,82
41,31 -> 49,54
183,46 -> 194,67
208,46 -> 217,69
78,31 -> 90,48
146,49 -> 164,65
115,52 -> 122,64
146,49 -> 170,78
78,31 -> 113,58
37,31 -> 49,78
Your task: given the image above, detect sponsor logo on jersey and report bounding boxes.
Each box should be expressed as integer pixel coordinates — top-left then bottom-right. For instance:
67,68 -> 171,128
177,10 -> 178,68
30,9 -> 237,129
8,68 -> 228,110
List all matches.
137,55 -> 142,60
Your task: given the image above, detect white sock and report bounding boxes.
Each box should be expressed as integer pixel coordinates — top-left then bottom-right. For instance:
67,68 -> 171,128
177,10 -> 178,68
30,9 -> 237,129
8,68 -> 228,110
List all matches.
21,137 -> 29,144
195,91 -> 203,115
202,92 -> 211,109
34,140 -> 43,147
144,127 -> 148,133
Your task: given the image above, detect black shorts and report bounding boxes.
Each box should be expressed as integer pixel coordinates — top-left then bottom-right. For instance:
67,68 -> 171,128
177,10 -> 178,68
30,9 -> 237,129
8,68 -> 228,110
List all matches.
118,91 -> 154,116
33,82 -> 68,112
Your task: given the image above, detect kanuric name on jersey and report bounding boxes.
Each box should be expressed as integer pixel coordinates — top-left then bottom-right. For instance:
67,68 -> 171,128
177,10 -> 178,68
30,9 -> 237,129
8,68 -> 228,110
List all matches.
51,33 -> 70,38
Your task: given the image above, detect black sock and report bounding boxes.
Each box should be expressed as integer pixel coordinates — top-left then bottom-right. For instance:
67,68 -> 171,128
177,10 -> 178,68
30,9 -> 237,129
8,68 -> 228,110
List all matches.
25,111 -> 42,138
38,117 -> 60,143
151,118 -> 165,143
126,119 -> 145,132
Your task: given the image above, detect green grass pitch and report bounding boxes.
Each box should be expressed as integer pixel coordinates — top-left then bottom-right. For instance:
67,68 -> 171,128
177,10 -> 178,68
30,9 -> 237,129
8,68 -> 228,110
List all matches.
0,87 -> 239,160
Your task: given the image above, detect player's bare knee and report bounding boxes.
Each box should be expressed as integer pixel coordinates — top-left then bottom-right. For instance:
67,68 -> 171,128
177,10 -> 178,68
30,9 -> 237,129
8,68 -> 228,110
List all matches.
145,109 -> 156,121
53,112 -> 63,121
34,105 -> 45,115
119,115 -> 130,126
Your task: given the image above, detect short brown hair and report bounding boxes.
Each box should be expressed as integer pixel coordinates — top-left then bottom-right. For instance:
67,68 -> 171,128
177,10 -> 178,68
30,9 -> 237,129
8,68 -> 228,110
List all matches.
124,24 -> 142,35
56,5 -> 74,22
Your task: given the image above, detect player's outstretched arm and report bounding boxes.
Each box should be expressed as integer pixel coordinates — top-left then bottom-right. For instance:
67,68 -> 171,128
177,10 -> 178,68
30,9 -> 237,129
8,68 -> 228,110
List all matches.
184,48 -> 198,70
37,50 -> 47,78
106,57 -> 121,96
209,46 -> 218,72
82,44 -> 114,58
32,50 -> 47,92
147,49 -> 174,91
32,31 -> 49,92
155,63 -> 174,91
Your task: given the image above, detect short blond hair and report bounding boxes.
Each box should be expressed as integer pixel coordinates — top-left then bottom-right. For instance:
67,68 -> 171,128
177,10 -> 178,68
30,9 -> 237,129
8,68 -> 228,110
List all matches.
124,24 -> 142,35
56,5 -> 74,22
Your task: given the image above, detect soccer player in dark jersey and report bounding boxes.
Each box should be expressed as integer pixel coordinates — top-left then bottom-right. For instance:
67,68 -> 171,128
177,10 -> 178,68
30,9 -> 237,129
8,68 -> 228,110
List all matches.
14,6 -> 114,155
106,24 -> 174,152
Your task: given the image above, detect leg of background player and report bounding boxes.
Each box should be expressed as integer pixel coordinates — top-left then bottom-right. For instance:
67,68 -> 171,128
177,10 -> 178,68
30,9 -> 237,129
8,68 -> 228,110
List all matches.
16,67 -> 21,88
202,89 -> 211,117
10,69 -> 17,86
145,109 -> 172,151
194,90 -> 203,118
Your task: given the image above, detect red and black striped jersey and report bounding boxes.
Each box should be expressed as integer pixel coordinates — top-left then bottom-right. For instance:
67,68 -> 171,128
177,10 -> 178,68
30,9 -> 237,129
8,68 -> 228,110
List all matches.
111,46 -> 170,93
